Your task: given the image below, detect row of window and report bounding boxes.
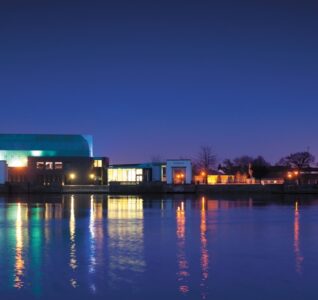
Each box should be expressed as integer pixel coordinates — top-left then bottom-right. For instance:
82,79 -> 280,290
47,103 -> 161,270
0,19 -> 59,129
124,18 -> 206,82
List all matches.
36,160 -> 103,170
36,162 -> 63,170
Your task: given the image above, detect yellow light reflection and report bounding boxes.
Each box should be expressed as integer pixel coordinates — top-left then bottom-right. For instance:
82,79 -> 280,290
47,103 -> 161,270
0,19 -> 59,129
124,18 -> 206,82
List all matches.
107,196 -> 145,280
200,197 -> 209,299
294,201 -> 304,275
14,203 -> 27,289
176,201 -> 189,294
69,195 -> 78,288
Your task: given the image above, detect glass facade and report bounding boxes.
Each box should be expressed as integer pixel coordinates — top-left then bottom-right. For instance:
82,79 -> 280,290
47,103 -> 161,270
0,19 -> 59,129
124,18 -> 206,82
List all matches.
108,168 -> 143,182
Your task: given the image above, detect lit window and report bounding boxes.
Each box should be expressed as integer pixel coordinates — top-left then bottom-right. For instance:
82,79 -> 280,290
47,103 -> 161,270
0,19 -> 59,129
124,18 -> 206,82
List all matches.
55,162 -> 63,169
94,160 -> 102,167
45,162 -> 53,170
36,162 -> 44,169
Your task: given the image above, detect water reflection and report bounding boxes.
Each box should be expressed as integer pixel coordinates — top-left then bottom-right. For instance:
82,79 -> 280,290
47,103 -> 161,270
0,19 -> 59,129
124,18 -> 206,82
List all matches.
14,203 -> 27,289
176,201 -> 189,294
88,195 -> 104,293
107,196 -> 145,286
294,201 -> 304,275
1,194 -> 318,299
69,195 -> 78,288
200,197 -> 209,299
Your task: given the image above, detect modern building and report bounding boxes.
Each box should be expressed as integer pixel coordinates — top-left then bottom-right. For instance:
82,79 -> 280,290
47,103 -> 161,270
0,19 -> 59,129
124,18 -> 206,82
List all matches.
0,134 -> 93,167
108,159 -> 192,185
166,160 -> 192,184
0,134 -> 108,185
108,163 -> 165,184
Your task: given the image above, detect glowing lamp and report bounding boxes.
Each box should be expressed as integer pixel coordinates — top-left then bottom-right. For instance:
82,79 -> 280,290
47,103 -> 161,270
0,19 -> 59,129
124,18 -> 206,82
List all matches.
69,173 -> 76,180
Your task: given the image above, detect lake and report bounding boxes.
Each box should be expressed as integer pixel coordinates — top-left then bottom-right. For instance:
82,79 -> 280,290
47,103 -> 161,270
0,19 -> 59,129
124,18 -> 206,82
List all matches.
0,193 -> 317,299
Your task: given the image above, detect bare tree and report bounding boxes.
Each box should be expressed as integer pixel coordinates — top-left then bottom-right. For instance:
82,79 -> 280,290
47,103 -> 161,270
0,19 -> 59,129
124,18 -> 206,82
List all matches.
276,151 -> 315,169
196,145 -> 216,173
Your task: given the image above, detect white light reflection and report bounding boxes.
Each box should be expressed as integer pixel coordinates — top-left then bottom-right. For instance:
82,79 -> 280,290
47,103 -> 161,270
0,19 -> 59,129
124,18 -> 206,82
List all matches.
89,195 -> 96,275
69,195 -> 78,288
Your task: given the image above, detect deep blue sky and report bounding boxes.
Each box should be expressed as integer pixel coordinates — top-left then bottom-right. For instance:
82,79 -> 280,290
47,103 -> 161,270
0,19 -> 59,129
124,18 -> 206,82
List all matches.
1,0 -> 317,163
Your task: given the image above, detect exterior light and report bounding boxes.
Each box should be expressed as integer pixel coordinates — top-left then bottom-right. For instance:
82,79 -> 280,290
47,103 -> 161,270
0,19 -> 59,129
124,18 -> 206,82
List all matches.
69,173 -> 76,180
294,171 -> 299,176
287,173 -> 292,179
201,171 -> 206,177
89,174 -> 95,180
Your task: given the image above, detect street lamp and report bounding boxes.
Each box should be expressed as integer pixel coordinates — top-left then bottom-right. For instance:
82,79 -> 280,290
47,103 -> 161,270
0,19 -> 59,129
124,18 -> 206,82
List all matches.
69,173 -> 76,184
201,171 -> 207,184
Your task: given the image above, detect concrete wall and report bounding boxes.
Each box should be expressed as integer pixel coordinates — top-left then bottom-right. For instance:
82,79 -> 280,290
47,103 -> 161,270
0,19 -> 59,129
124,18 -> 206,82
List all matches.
0,161 -> 8,184
166,160 -> 192,184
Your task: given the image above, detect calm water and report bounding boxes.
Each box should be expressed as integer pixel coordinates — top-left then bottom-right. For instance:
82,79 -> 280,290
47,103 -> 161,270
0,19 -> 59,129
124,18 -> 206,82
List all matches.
0,194 -> 317,299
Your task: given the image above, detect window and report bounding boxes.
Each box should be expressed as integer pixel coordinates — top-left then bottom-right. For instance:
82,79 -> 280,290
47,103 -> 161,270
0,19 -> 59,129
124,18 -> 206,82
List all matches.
45,162 -> 53,170
36,162 -> 44,169
55,162 -> 63,169
107,168 -> 143,182
94,160 -> 102,167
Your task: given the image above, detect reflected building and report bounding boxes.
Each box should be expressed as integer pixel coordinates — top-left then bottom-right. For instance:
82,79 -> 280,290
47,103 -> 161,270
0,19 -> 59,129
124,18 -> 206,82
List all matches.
107,196 -> 145,286
176,201 -> 190,294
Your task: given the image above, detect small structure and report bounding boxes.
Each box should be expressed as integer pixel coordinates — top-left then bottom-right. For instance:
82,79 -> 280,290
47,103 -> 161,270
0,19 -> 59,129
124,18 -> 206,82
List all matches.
166,160 -> 192,184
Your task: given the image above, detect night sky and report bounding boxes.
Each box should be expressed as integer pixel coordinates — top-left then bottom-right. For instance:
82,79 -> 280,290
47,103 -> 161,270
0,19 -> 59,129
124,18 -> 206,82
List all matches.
1,0 -> 317,163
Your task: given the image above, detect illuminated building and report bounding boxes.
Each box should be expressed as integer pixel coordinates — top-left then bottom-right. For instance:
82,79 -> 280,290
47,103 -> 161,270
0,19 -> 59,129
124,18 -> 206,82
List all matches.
108,163 -> 165,183
166,160 -> 192,184
108,160 -> 193,185
0,134 -> 108,185
0,134 -> 93,167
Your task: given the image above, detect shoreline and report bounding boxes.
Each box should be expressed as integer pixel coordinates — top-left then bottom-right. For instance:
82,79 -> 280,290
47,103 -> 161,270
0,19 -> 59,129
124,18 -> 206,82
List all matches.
1,183 -> 318,195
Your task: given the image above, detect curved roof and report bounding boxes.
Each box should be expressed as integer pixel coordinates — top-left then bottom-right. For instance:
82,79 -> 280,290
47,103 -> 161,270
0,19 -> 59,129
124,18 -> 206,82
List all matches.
0,134 -> 93,157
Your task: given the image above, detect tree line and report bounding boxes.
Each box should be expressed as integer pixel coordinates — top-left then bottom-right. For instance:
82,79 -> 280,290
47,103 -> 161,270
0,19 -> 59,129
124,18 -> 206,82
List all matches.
195,145 -> 316,180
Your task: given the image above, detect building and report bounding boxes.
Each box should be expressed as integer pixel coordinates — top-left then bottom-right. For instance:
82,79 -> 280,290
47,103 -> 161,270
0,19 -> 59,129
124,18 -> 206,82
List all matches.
0,134 -> 108,185
108,163 -> 165,184
108,159 -> 192,185
166,160 -> 192,184
0,134 -> 93,167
